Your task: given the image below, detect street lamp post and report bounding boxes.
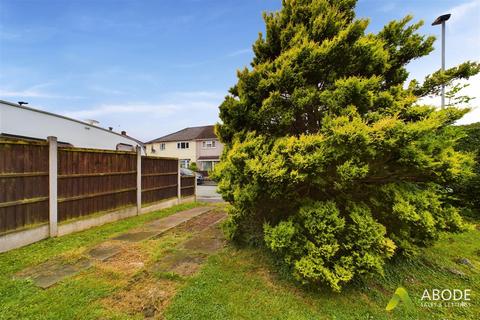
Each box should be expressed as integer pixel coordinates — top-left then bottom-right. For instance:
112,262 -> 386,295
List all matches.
432,13 -> 451,109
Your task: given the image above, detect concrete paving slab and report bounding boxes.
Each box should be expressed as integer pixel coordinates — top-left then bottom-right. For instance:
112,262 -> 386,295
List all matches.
179,211 -> 226,233
113,207 -> 214,242
152,251 -> 207,277
181,224 -> 225,254
144,207 -> 214,231
16,258 -> 92,289
152,216 -> 226,277
88,244 -> 121,261
15,206 -> 215,289
112,231 -> 160,242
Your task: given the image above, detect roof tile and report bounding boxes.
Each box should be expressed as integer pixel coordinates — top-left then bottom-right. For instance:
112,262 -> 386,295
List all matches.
146,125 -> 216,143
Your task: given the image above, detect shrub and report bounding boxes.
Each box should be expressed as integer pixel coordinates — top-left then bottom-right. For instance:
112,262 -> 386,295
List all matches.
188,162 -> 198,172
264,201 -> 396,292
451,123 -> 480,216
213,0 -> 478,291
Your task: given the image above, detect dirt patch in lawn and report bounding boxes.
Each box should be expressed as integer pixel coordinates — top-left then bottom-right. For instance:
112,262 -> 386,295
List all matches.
102,274 -> 178,319
152,250 -> 208,277
97,243 -> 148,276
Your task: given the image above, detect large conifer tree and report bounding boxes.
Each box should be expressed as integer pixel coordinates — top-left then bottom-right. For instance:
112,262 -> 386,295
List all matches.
214,0 -> 479,291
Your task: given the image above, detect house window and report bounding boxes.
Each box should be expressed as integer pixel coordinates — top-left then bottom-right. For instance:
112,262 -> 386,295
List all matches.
160,143 -> 165,150
177,142 -> 189,149
202,140 -> 216,149
180,159 -> 190,168
202,161 -> 213,171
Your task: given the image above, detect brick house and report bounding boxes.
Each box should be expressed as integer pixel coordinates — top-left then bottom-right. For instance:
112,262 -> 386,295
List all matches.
145,125 -> 223,173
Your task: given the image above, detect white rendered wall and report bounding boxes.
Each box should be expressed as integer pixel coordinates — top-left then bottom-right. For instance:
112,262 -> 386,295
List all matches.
146,141 -> 196,161
0,101 -> 143,152
196,139 -> 224,158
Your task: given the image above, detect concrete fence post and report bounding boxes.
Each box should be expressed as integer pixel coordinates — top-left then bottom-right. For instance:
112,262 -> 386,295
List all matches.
47,136 -> 58,237
136,146 -> 142,215
177,159 -> 181,204
194,171 -> 197,202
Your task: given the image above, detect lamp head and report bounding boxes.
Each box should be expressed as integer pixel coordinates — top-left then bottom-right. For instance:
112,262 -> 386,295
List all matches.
432,14 -> 451,26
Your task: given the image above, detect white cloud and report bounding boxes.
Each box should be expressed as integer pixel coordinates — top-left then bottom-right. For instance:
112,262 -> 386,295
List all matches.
0,29 -> 20,40
56,90 -> 224,140
227,48 -> 252,57
0,89 -> 51,98
169,91 -> 224,100
62,100 -> 217,120
172,60 -> 211,68
443,0 -> 480,47
378,2 -> 396,13
418,75 -> 480,125
89,86 -> 125,95
409,0 -> 480,126
456,106 -> 480,125
173,48 -> 253,69
448,0 -> 480,26
455,74 -> 480,124
0,83 -> 84,99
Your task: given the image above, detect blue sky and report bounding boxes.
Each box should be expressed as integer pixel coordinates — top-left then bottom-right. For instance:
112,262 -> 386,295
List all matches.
0,0 -> 479,141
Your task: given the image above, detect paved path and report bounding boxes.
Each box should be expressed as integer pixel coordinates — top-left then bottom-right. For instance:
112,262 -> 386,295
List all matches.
113,207 -> 213,242
15,206 -> 214,289
103,210 -> 227,318
152,212 -> 226,277
196,185 -> 224,203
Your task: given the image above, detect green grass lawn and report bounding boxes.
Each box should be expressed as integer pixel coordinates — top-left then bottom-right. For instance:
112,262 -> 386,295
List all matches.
165,221 -> 480,320
1,203 -> 478,320
0,201 -> 202,320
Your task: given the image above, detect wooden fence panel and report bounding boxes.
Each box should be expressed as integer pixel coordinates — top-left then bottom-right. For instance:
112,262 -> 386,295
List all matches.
0,139 -> 49,233
57,148 -> 137,222
181,176 -> 195,197
0,141 -> 197,236
141,157 -> 178,205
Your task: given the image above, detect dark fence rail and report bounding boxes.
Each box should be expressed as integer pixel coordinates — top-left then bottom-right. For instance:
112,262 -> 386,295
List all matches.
0,139 -> 49,233
141,156 -> 178,205
181,176 -> 195,197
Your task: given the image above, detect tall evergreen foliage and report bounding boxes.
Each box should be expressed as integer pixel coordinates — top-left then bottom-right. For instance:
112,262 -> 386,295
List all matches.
451,122 -> 480,215
214,0 -> 479,291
